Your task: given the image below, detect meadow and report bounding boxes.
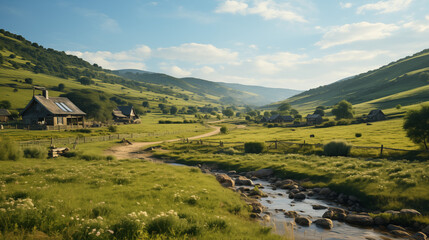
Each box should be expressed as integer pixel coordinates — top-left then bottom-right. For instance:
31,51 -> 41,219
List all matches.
156,142 -> 429,217
0,157 -> 281,240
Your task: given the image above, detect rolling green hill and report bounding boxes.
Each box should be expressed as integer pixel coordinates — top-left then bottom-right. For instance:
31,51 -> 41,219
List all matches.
282,49 -> 429,113
115,69 -> 301,106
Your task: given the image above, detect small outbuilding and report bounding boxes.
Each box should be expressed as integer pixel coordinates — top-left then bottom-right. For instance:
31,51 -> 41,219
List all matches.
306,114 -> 323,125
21,87 -> 86,128
367,109 -> 387,122
112,106 -> 140,123
0,109 -> 11,122
268,114 -> 294,123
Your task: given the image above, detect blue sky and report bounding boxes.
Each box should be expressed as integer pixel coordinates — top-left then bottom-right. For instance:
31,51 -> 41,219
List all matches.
1,0 -> 428,90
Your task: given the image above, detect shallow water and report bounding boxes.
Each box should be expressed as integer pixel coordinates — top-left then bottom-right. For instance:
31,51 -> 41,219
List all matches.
254,180 -> 404,240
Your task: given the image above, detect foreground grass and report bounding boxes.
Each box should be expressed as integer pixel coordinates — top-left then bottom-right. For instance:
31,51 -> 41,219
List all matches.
156,143 -> 429,215
0,158 -> 280,240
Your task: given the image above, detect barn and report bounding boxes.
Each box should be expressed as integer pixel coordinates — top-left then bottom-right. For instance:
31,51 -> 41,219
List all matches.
367,109 -> 387,122
306,114 -> 323,125
112,106 -> 140,123
21,88 -> 86,128
0,109 -> 11,122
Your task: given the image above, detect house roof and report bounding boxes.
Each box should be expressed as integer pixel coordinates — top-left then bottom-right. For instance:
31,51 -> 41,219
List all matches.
0,109 -> 11,116
368,109 -> 385,116
22,95 -> 86,116
117,106 -> 134,116
270,114 -> 293,121
112,110 -> 127,118
306,114 -> 321,119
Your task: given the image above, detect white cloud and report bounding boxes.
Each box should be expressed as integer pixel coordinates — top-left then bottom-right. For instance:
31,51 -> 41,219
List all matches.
403,16 -> 429,32
215,0 -> 248,14
215,0 -> 307,23
160,65 -> 191,78
66,45 -> 151,70
156,43 -> 238,64
75,8 -> 121,33
313,50 -> 389,63
357,0 -> 412,14
340,2 -> 352,8
315,22 -> 399,49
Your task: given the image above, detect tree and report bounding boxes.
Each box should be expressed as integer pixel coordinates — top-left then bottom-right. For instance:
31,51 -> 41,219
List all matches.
142,101 -> 149,108
58,83 -> 65,91
278,103 -> 291,112
290,109 -> 299,116
314,106 -> 325,116
0,100 -> 11,109
78,76 -> 94,85
222,108 -> 234,118
158,103 -> 165,110
332,100 -> 354,119
170,106 -> 178,115
263,111 -> 271,118
24,78 -> 33,84
403,105 -> 429,150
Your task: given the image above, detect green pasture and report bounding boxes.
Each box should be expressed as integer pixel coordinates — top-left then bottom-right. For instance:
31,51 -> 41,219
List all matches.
0,158 -> 280,240
156,143 -> 429,216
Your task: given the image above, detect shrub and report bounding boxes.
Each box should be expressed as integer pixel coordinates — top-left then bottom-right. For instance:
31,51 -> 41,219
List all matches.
317,120 -> 336,128
23,146 -> 47,159
355,133 -> 362,138
108,125 -> 117,132
0,138 -> 22,161
220,126 -> 228,134
244,142 -> 265,154
336,119 -> 351,125
146,215 -> 179,235
323,140 -> 352,156
111,218 -> 141,240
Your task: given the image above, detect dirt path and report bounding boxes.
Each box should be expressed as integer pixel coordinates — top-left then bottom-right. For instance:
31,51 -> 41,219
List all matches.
105,126 -> 220,160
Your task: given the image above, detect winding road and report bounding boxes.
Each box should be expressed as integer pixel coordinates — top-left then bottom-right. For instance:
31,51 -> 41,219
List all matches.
104,126 -> 220,160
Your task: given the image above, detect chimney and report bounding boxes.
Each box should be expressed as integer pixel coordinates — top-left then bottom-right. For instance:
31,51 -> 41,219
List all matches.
42,90 -> 49,99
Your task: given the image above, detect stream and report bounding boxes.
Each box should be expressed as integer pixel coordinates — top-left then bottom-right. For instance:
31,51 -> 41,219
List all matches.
167,162 -> 406,240
254,179 -> 403,240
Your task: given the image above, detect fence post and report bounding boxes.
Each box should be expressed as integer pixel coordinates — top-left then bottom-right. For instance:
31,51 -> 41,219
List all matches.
380,145 -> 384,157
275,140 -> 278,149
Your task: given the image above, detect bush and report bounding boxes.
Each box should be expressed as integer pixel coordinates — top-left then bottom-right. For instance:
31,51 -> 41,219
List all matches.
220,126 -> 228,134
336,119 -> 351,125
317,120 -> 336,128
146,215 -> 179,235
23,146 -> 47,159
108,125 -> 117,132
111,218 -> 141,240
355,133 -> 362,138
0,138 -> 22,160
324,140 -> 352,156
244,142 -> 265,154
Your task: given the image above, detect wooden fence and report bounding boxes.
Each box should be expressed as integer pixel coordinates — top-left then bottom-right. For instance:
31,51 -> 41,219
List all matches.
181,138 -> 413,157
18,130 -> 198,148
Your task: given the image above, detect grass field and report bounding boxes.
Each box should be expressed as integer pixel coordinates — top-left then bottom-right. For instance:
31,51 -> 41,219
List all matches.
0,157 -> 281,240
207,118 -> 418,150
156,143 -> 429,217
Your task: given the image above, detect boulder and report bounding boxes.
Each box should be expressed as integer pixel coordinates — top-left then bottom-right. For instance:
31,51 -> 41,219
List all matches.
312,204 -> 328,210
374,216 -> 388,226
423,225 -> 429,235
251,168 -> 274,178
294,193 -> 306,200
319,188 -> 331,196
295,216 -> 312,227
290,188 -> 300,194
412,232 -> 427,240
390,230 -> 410,237
288,193 -> 295,199
215,174 -> 235,188
387,224 -> 406,232
313,187 -> 321,193
400,209 -> 421,217
322,210 -> 334,219
345,214 -> 373,227
328,207 -> 347,215
235,176 -> 254,186
251,202 -> 264,213
284,211 -> 299,218
263,215 -> 271,222
314,218 -> 334,229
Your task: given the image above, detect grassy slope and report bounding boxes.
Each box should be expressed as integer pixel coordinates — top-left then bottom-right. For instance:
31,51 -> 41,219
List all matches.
0,158 -> 280,240
273,49 -> 429,113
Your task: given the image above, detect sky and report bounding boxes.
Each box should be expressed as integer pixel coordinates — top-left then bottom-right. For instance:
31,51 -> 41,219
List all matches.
1,0 -> 429,90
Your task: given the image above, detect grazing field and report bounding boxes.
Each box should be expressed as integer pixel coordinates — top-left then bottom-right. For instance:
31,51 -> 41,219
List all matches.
156,143 -> 429,217
0,158 -> 281,240
207,118 -> 417,150
1,113 -> 210,142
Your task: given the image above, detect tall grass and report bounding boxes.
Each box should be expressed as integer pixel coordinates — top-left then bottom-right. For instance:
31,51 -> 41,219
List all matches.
0,138 -> 22,160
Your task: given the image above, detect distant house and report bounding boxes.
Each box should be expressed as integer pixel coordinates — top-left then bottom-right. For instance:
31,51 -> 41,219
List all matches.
306,114 -> 323,125
367,109 -> 386,122
112,106 -> 140,123
267,114 -> 294,123
0,109 -> 11,122
21,88 -> 86,127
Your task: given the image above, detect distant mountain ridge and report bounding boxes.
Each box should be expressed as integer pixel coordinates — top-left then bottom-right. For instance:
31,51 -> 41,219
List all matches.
115,69 -> 302,106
